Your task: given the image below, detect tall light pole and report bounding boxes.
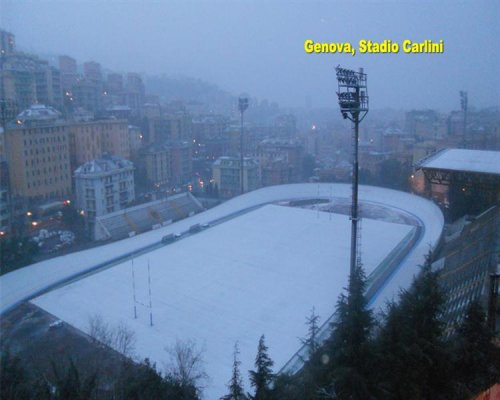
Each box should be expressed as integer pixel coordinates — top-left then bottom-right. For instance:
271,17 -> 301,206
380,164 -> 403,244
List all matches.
335,66 -> 369,276
238,97 -> 249,195
460,91 -> 468,148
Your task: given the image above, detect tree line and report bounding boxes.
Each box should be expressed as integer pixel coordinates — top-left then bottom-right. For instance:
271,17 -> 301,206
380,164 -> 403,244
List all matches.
2,257 -> 499,399
221,258 -> 499,400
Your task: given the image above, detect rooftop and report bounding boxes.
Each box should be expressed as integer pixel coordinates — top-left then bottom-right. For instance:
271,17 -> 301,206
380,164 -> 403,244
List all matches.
419,148 -> 500,176
16,104 -> 62,124
74,154 -> 134,176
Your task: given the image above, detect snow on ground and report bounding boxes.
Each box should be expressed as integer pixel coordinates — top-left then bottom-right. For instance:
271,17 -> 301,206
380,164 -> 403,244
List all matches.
32,204 -> 412,399
0,184 -> 443,316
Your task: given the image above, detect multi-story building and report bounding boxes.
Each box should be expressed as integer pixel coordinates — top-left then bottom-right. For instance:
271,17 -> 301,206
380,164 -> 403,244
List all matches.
273,114 -> 297,139
125,73 -> 144,116
258,139 -> 304,185
0,29 -> 15,55
405,110 -> 446,141
145,112 -> 192,144
104,73 -> 125,109
66,119 -> 131,171
35,64 -> 62,109
212,156 -> 260,198
139,143 -> 171,188
261,159 -> 293,187
0,187 -> 10,233
106,73 -> 123,95
4,105 -> 71,204
0,55 -> 37,116
192,114 -> 228,144
128,125 -> 143,158
1,47 -> 64,115
169,141 -> 192,186
74,154 -> 134,220
58,55 -> 78,91
72,78 -> 102,113
83,61 -> 103,84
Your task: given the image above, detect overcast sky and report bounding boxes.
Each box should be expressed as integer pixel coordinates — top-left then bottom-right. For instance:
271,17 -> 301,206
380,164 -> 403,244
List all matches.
1,0 -> 498,111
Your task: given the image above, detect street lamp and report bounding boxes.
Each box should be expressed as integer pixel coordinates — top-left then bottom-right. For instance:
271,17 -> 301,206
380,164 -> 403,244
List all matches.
335,66 -> 369,276
238,97 -> 249,195
460,91 -> 468,148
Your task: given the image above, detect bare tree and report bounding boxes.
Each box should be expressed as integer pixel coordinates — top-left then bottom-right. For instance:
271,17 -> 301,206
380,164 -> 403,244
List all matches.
88,314 -> 113,347
87,315 -> 136,357
114,322 -> 136,358
165,339 -> 209,393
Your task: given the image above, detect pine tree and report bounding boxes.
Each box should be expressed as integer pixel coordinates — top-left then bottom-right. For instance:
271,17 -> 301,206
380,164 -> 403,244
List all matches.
221,342 -> 247,400
51,358 -> 98,400
248,335 -> 275,400
323,263 -> 375,400
453,300 -> 500,396
0,350 -> 31,400
303,307 -> 320,356
297,307 -> 323,399
375,258 -> 453,399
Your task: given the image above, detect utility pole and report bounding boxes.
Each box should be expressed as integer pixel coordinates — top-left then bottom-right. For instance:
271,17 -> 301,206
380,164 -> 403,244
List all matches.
460,91 -> 468,148
238,97 -> 248,195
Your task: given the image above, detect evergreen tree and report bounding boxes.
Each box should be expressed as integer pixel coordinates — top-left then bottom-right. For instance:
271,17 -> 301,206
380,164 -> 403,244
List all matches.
51,358 -> 98,400
375,259 -> 453,399
248,335 -> 275,400
116,358 -> 200,400
221,342 -> 247,400
0,350 -> 30,400
452,300 -> 500,397
0,236 -> 39,275
298,307 -> 323,399
302,307 -> 320,356
273,309 -> 323,400
322,263 -> 375,400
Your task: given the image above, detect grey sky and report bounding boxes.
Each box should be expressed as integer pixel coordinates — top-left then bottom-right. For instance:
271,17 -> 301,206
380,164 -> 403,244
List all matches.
1,0 -> 498,111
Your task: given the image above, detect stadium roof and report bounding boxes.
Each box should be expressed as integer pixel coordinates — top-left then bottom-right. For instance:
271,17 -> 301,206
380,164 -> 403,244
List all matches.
418,149 -> 500,176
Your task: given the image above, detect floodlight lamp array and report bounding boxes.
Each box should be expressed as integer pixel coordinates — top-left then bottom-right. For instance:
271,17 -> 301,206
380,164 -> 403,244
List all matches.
238,97 -> 249,113
335,66 -> 369,120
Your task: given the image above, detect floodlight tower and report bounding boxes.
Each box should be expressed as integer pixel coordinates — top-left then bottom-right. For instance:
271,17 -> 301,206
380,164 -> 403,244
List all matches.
335,66 -> 369,276
238,97 -> 249,195
460,91 -> 468,148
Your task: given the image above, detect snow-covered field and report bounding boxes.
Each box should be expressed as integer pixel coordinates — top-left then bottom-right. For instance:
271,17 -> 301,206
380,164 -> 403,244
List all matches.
32,204 -> 413,399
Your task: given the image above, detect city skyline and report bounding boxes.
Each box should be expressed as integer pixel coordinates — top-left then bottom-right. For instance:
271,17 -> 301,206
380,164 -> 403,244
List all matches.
1,0 -> 498,111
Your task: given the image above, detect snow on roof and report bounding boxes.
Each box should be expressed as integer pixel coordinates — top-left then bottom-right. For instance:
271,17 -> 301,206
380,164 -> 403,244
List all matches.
74,154 -> 133,175
16,104 -> 62,122
420,149 -> 500,175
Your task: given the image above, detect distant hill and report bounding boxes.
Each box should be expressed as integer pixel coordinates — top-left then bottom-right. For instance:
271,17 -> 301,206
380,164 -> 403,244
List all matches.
144,75 -> 235,114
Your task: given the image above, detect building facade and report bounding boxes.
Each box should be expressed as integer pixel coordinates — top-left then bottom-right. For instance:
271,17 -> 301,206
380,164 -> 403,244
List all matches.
212,156 -> 260,198
67,119 -> 131,171
139,143 -> 171,188
74,154 -> 135,220
4,105 -> 71,204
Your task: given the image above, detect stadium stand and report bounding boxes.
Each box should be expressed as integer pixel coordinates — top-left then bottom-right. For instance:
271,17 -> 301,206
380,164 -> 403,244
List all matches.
434,206 -> 499,335
94,192 -> 204,241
